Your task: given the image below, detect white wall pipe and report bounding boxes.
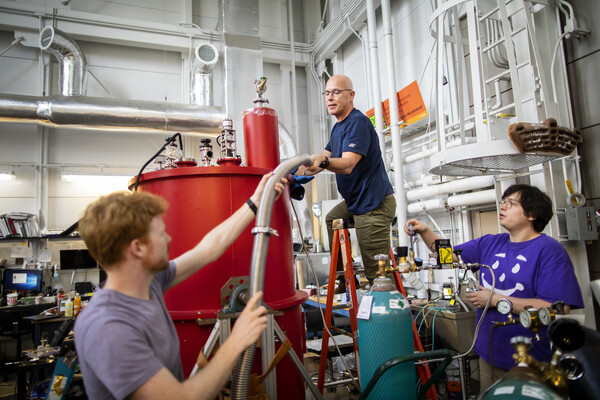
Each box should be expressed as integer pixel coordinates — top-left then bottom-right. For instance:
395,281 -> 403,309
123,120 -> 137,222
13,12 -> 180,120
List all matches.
288,0 -> 300,153
366,0 -> 386,163
405,174 -> 455,190
404,137 -> 477,164
380,0 -> 408,246
447,189 -> 496,208
407,198 -> 446,214
407,189 -> 496,214
406,175 -> 495,202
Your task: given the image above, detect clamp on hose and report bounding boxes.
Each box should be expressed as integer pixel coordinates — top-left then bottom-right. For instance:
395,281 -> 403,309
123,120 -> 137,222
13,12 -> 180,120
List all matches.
251,226 -> 279,236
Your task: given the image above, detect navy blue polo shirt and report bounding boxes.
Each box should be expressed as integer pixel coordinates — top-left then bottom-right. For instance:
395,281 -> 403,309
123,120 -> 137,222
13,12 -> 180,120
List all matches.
325,108 -> 393,215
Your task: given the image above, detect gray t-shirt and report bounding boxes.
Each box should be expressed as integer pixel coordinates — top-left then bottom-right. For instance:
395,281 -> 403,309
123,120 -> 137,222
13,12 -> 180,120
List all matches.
74,261 -> 183,399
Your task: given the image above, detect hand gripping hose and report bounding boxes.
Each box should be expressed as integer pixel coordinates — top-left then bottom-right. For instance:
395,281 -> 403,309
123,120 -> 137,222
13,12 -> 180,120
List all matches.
231,154 -> 313,400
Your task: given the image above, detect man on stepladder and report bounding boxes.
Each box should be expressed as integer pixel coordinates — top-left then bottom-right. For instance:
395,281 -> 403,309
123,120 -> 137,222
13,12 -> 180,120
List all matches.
299,75 -> 396,292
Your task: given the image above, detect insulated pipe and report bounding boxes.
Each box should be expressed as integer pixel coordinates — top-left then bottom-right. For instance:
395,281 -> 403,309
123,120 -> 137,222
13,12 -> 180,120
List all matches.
366,0 -> 386,163
381,0 -> 408,246
232,154 -> 313,400
0,94 -> 225,134
446,189 -> 496,208
39,26 -> 86,96
190,43 -> 219,106
407,189 -> 496,214
288,0 -> 300,152
405,175 -> 454,190
406,175 -> 495,202
407,198 -> 446,214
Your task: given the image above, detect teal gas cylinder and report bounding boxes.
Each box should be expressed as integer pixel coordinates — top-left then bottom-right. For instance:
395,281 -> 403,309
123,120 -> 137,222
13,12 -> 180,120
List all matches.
358,277 -> 416,400
480,367 -> 565,400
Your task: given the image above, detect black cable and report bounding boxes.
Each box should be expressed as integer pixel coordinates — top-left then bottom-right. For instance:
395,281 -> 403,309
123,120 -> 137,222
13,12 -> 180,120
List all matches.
133,133 -> 182,191
52,134 -> 183,236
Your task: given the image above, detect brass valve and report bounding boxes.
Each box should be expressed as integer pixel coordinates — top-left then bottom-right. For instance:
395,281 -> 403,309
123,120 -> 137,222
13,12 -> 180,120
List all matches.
375,254 -> 394,277
511,336 -> 539,369
510,336 -> 568,395
408,250 -> 418,272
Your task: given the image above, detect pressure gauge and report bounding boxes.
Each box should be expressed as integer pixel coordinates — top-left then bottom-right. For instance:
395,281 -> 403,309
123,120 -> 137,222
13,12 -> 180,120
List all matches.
519,309 -> 536,329
497,299 -> 513,315
538,307 -> 554,326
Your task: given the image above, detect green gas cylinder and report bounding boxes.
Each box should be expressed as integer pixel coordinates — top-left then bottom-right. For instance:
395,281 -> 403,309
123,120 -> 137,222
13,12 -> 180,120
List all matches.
480,367 -> 564,400
358,276 -> 416,399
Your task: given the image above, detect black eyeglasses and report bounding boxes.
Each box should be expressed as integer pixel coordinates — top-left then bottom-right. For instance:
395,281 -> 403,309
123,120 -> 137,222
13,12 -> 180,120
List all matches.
322,89 -> 352,96
498,199 -> 519,209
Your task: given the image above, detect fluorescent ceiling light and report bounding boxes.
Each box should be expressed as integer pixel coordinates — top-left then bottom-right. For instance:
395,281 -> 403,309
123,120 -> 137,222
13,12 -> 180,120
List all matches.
61,172 -> 132,184
0,170 -> 16,182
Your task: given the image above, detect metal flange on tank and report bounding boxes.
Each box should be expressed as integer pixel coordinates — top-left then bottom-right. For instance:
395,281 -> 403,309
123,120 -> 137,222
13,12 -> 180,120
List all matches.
220,276 -> 250,313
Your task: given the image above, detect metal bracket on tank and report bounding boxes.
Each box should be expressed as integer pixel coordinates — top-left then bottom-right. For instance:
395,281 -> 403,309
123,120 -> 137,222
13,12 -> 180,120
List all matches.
220,276 -> 249,313
251,226 -> 279,236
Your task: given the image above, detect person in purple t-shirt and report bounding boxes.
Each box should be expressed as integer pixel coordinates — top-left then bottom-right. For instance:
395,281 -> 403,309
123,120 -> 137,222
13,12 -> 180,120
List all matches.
404,184 -> 583,392
74,173 -> 287,400
299,75 -> 396,291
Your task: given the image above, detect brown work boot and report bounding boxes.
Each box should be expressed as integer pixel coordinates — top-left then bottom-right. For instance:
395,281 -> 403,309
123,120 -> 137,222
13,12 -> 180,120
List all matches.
334,280 -> 346,294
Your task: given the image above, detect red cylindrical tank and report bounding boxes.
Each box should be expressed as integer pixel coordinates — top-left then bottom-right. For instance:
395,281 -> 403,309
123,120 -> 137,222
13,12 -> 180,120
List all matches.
133,165 -> 306,399
243,107 -> 280,169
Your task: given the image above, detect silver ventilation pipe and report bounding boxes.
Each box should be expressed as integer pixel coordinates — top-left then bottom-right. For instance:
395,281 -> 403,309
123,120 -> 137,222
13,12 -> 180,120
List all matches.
39,26 -> 86,96
191,43 -> 219,106
0,94 -> 225,134
0,28 -> 225,134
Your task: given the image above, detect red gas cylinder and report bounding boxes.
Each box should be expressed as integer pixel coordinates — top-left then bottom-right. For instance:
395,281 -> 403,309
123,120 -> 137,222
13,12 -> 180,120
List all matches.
243,107 -> 280,170
133,165 -> 306,399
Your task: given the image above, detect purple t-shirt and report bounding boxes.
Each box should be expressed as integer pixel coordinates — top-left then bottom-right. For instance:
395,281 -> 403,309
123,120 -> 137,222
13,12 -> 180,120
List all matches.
456,234 -> 583,370
74,261 -> 182,399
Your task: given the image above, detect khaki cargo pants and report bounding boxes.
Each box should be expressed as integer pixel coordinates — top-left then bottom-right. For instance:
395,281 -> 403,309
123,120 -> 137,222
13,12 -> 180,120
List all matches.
325,194 -> 396,281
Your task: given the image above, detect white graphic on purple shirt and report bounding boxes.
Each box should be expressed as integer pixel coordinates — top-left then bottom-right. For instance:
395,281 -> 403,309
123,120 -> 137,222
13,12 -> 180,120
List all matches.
481,252 -> 526,296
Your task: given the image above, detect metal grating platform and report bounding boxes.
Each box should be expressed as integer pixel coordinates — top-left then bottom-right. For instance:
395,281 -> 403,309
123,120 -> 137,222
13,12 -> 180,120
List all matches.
429,140 -> 562,176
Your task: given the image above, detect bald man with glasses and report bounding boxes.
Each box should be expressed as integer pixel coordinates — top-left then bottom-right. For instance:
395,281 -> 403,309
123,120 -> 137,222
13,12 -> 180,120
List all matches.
299,75 -> 396,293
404,184 -> 583,392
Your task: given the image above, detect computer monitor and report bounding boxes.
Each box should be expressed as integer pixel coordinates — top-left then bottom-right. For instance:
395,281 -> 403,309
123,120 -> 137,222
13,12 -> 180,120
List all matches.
3,269 -> 43,292
59,249 -> 98,270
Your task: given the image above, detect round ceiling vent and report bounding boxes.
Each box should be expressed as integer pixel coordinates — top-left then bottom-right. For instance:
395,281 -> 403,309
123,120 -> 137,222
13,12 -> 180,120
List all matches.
195,43 -> 219,66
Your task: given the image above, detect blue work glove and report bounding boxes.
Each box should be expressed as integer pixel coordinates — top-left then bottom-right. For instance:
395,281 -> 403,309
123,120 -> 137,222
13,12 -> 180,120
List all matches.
289,168 -> 315,200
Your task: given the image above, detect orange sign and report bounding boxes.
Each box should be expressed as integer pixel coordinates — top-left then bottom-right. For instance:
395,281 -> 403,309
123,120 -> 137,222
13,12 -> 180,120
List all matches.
366,80 -> 428,132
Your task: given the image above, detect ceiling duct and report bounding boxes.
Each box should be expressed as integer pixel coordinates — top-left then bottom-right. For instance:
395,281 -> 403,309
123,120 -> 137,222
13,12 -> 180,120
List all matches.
0,94 -> 224,134
39,26 -> 86,96
0,27 -> 224,134
191,43 -> 219,106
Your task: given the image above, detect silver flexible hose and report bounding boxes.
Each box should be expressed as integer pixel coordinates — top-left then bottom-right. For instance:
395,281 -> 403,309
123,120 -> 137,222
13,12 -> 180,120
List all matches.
231,154 -> 313,400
